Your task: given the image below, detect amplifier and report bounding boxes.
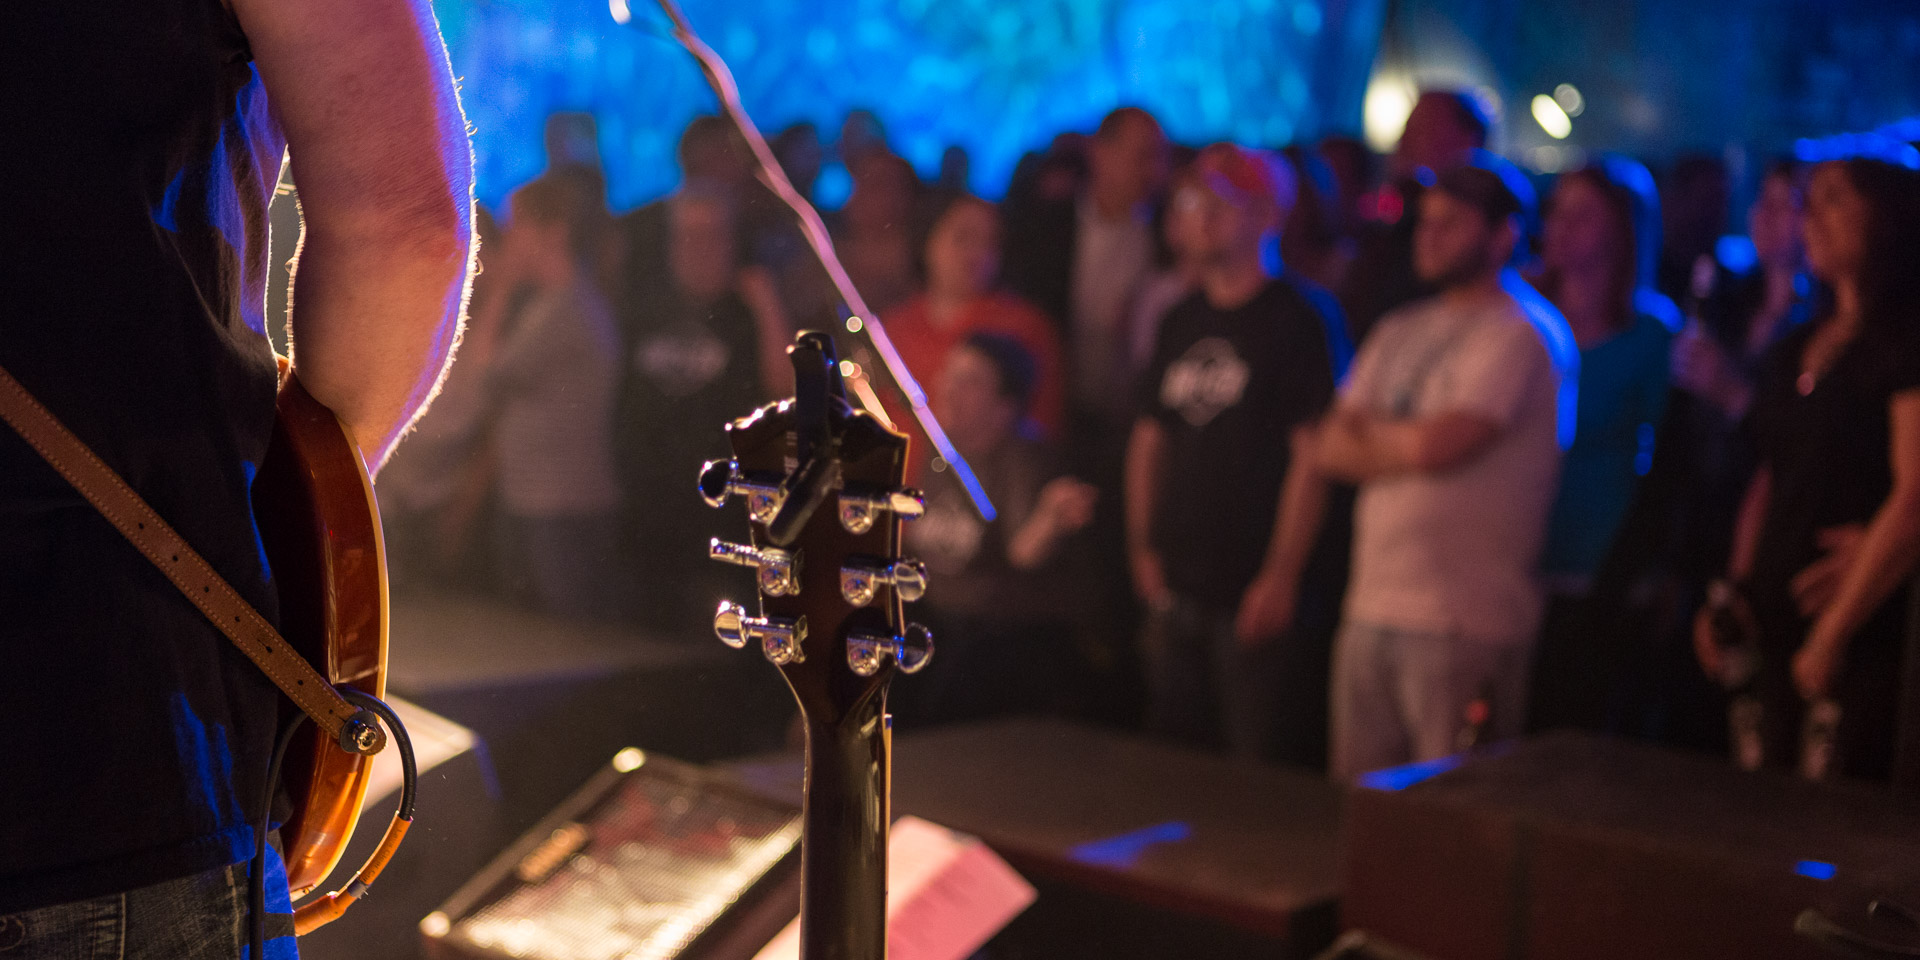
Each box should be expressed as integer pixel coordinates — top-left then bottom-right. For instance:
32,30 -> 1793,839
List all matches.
423,749 -> 802,960
1341,732 -> 1920,960
724,718 -> 1346,958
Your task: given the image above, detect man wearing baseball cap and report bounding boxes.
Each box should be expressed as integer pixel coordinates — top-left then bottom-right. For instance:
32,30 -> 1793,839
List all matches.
1126,143 -> 1348,760
1306,165 -> 1569,780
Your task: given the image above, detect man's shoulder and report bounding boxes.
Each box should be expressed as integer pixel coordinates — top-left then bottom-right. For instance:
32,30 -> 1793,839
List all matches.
1369,295 -> 1450,343
1372,290 -> 1552,360
1146,288 -> 1213,341
1481,294 -> 1551,344
1498,273 -> 1579,373
1260,273 -> 1332,317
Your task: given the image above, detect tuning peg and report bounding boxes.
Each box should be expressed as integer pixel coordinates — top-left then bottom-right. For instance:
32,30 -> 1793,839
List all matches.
710,539 -> 801,596
713,600 -> 752,649
839,557 -> 929,607
837,486 -> 926,535
845,623 -> 934,677
897,623 -> 933,673
697,459 -> 784,524
713,601 -> 808,665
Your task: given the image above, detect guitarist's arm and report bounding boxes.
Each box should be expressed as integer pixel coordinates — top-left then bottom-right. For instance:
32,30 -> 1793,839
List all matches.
233,0 -> 477,470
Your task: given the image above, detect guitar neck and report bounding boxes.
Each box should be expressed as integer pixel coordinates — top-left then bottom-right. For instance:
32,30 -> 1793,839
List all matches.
799,689 -> 890,960
706,334 -> 929,960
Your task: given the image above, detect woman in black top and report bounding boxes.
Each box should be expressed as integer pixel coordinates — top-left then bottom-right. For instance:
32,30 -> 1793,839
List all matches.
1695,155 -> 1920,781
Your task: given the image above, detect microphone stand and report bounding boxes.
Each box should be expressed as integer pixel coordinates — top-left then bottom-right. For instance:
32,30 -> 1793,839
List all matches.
631,0 -> 998,522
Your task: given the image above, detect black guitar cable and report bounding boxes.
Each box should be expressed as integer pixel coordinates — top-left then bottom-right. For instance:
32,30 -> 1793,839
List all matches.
249,690 -> 417,960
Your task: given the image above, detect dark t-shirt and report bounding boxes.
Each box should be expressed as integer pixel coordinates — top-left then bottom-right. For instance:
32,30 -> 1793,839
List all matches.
0,0 -> 287,912
1748,322 -> 1920,645
908,436 -> 1081,623
612,271 -> 766,612
1140,278 -> 1339,608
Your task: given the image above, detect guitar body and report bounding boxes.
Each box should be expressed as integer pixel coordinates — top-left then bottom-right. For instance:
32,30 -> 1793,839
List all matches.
251,375 -> 389,896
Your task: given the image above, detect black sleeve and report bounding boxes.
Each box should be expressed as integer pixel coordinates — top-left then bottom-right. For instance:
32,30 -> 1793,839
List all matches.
1289,274 -> 1354,384
1743,324 -> 1810,464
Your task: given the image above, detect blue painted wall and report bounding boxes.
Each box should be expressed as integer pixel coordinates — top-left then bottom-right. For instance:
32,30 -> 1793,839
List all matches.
437,0 -> 1387,210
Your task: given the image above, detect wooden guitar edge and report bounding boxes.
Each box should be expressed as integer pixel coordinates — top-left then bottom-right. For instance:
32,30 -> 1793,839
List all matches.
276,375 -> 391,896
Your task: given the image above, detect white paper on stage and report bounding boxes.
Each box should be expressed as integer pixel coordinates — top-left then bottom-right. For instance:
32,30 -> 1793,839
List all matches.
751,816 -> 1037,960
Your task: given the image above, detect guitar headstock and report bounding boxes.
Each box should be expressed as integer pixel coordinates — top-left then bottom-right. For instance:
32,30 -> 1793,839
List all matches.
696,332 -> 930,725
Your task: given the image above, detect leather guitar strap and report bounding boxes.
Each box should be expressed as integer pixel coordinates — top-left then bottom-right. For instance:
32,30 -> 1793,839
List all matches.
0,363 -> 369,748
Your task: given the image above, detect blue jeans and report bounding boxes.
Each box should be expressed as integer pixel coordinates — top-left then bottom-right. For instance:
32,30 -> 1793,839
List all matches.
0,857 -> 296,960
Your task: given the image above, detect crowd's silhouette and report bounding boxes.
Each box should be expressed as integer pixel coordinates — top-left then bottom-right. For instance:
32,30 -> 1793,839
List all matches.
375,95 -> 1920,785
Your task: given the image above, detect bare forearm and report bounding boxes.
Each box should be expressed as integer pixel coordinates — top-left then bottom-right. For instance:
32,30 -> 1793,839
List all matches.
1260,429 -> 1328,583
289,224 -> 471,469
237,0 -> 478,471
1315,412 -> 1416,481
1809,496 -> 1920,650
1727,468 -> 1772,581
1311,413 -> 1372,481
1008,513 -> 1060,571
1124,420 -> 1165,554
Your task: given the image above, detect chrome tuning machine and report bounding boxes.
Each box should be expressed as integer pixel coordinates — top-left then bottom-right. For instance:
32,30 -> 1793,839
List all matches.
713,601 -> 807,666
837,485 -> 926,535
839,557 -> 928,606
846,623 -> 934,677
709,539 -> 801,596
697,459 -> 784,525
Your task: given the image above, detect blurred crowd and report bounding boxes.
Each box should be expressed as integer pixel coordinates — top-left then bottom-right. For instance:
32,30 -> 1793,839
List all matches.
374,95 -> 1920,785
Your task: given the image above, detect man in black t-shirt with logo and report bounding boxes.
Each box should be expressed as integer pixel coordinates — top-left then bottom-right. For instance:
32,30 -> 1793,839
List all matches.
0,0 -> 474,954
613,181 -> 781,631
1125,144 -> 1345,760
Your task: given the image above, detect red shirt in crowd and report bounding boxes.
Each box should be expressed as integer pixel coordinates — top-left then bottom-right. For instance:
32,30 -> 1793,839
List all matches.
877,292 -> 1066,462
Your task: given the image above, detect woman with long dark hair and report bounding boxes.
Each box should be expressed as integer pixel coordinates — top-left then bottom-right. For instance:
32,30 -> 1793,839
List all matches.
1525,157 -> 1678,732
1694,151 -> 1920,781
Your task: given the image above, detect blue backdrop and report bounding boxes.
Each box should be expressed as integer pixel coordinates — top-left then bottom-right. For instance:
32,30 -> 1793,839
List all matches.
437,0 -> 1386,210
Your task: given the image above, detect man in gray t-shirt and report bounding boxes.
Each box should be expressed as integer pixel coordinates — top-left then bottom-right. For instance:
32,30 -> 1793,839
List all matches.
1305,167 -> 1570,780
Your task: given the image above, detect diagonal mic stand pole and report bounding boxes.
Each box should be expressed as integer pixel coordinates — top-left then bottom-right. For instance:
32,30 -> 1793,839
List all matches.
636,0 -> 998,522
